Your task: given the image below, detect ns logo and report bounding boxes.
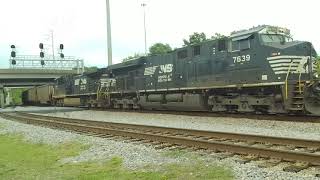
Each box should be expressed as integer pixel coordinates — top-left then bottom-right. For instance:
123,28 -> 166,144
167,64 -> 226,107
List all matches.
159,64 -> 173,74
144,63 -> 173,76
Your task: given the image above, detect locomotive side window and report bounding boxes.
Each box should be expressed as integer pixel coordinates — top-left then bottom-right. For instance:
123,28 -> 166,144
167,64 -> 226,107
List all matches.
178,49 -> 188,59
260,34 -> 292,43
231,34 -> 252,51
193,45 -> 200,56
232,39 -> 250,51
240,39 -> 250,50
232,41 -> 240,51
218,39 -> 227,51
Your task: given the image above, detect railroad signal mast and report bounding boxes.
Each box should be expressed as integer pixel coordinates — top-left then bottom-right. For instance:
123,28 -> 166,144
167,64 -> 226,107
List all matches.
9,44 -> 84,74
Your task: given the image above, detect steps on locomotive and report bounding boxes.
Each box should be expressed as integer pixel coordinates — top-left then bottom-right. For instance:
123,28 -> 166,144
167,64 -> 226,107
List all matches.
288,81 -> 306,112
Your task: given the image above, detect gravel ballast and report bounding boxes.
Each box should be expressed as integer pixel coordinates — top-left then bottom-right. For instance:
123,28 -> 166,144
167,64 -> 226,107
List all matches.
1,107 -> 320,179
43,110 -> 320,141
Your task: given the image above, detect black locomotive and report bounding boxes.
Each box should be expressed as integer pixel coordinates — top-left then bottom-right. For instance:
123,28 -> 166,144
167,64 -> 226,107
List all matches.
24,25 -> 320,115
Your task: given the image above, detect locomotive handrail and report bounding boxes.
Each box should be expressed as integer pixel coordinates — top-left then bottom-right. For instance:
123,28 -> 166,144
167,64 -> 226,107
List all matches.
285,60 -> 294,99
96,84 -> 101,101
296,57 -> 309,94
298,72 -> 303,94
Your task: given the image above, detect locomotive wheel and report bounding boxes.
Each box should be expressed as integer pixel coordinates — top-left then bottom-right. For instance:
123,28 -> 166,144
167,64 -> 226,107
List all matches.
304,82 -> 320,116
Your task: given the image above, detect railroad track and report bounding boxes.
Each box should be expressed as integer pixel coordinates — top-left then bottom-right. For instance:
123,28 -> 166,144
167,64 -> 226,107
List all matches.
1,111 -> 320,173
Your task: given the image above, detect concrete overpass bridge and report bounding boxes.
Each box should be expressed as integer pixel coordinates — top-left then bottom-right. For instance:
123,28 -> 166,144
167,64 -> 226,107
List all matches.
0,69 -> 78,86
0,69 -> 79,107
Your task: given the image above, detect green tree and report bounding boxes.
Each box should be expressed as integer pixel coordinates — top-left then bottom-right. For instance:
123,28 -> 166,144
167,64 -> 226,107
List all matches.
183,32 -> 207,46
149,43 -> 172,56
183,32 -> 226,46
210,33 -> 226,40
122,53 -> 143,62
317,56 -> 320,75
84,66 -> 98,73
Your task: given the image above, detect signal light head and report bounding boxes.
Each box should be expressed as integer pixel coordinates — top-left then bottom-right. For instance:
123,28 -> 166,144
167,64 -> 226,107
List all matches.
11,51 -> 16,58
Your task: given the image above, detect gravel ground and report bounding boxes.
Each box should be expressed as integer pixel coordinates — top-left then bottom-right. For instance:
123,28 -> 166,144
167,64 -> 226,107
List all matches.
0,106 -> 82,113
42,110 -> 320,141
1,107 -> 320,179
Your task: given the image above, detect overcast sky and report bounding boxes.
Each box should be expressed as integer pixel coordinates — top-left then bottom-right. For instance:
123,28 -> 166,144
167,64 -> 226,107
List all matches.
0,0 -> 319,68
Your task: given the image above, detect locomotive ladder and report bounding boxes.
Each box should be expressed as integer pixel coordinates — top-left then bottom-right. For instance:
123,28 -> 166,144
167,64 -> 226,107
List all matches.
288,80 -> 306,112
285,60 -> 307,113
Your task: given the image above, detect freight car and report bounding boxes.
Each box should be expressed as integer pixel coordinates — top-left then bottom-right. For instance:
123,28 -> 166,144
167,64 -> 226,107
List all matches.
24,25 -> 320,115
22,84 -> 54,105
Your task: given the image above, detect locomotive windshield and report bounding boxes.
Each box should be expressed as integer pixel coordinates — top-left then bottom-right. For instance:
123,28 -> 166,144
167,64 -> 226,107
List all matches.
260,34 -> 293,43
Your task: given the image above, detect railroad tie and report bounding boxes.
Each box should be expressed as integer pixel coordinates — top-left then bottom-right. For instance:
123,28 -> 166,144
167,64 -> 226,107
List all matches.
283,162 -> 310,173
257,158 -> 282,168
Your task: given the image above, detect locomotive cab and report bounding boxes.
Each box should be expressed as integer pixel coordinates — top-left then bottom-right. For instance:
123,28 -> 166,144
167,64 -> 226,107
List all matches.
228,26 -> 317,83
259,27 -> 317,80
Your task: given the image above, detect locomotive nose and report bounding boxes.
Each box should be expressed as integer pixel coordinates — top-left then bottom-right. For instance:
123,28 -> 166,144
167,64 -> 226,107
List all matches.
281,41 -> 318,76
281,41 -> 316,55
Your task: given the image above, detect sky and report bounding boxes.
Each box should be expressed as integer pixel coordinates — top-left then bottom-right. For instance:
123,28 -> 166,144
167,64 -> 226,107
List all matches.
0,0 -> 319,68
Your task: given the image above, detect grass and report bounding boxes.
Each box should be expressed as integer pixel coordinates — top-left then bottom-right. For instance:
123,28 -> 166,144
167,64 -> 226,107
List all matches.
4,88 -> 27,106
161,149 -> 233,179
0,134 -> 234,180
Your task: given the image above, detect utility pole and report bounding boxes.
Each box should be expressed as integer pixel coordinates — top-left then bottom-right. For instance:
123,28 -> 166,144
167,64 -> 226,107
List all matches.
106,0 -> 112,66
141,3 -> 147,55
51,30 -> 55,60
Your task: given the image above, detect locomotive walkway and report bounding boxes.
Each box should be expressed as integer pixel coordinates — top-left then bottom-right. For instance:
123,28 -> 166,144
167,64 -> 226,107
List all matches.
1,111 -> 320,173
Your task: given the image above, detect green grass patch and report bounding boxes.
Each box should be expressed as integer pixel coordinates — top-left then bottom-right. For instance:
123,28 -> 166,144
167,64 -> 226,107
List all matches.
5,88 -> 27,106
0,134 -> 234,179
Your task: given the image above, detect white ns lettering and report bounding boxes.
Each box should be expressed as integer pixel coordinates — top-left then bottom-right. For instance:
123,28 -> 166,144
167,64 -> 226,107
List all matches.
160,64 -> 173,73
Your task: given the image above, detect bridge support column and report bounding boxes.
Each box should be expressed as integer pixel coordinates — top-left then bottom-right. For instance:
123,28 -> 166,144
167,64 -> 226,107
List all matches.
5,88 -> 12,106
0,85 -> 4,108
